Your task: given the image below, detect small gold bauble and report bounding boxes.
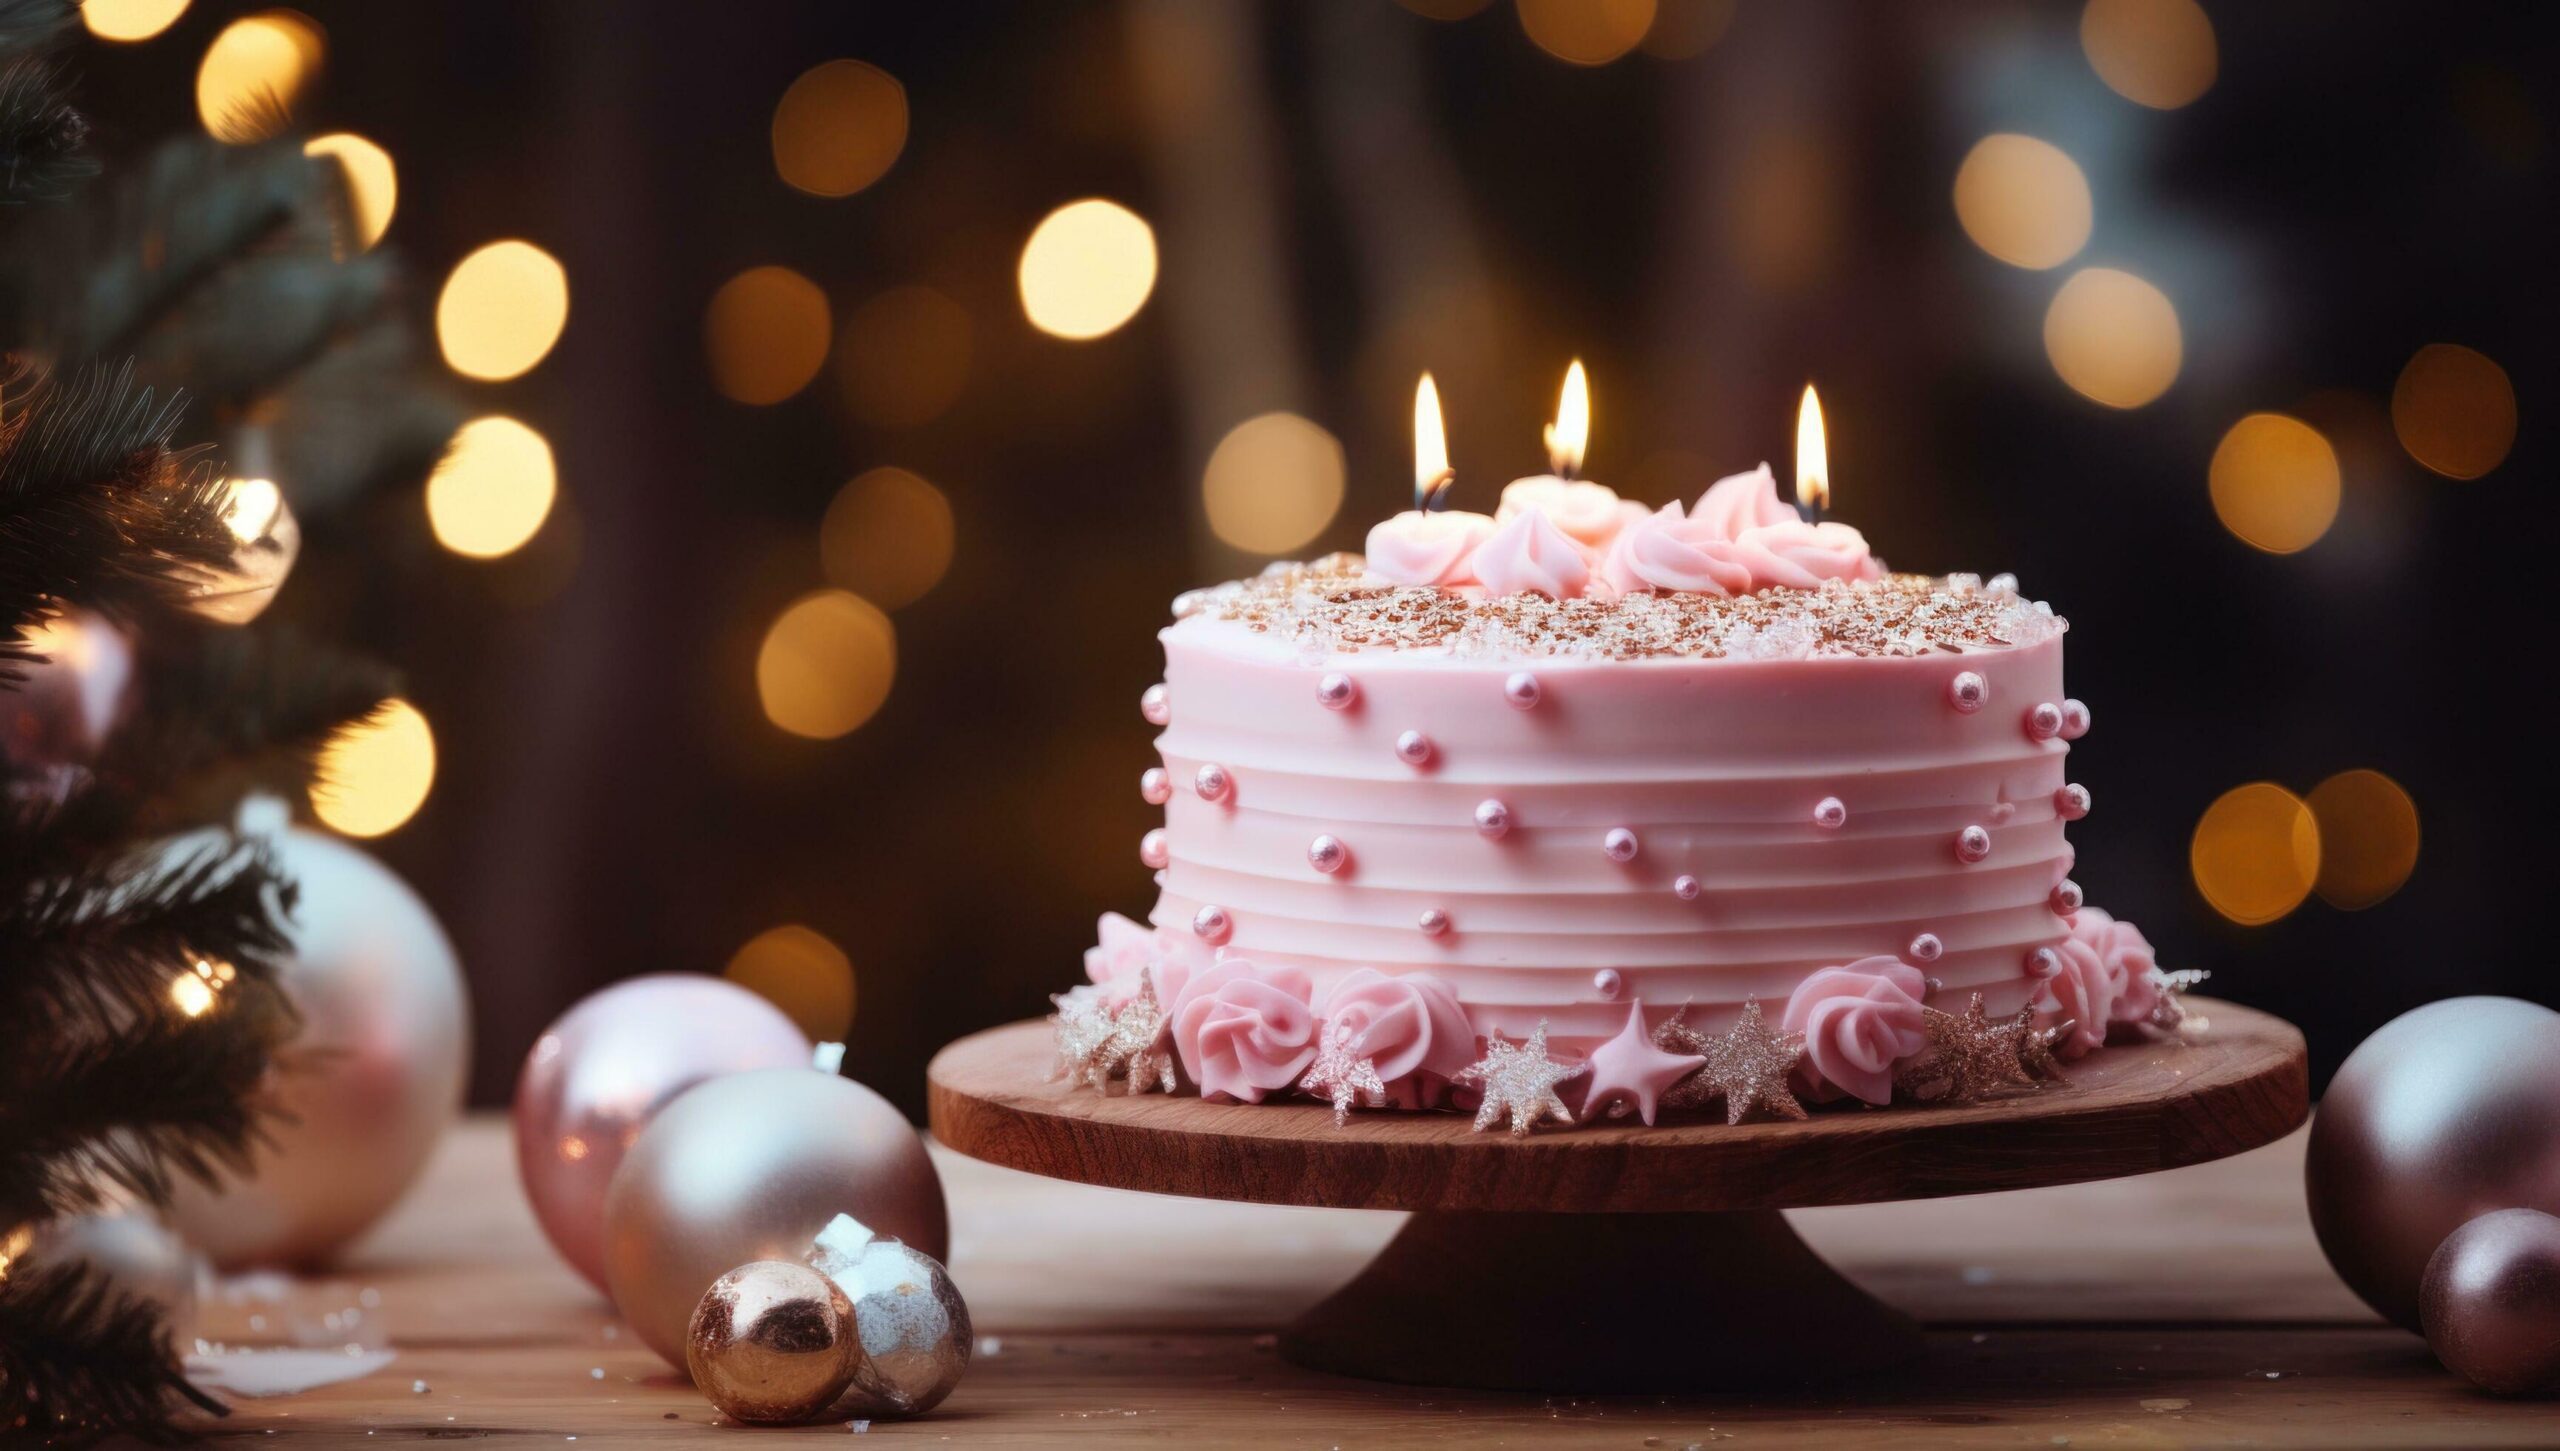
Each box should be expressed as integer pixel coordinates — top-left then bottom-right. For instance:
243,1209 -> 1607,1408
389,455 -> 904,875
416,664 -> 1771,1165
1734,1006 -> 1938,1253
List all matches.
684,1260 -> 863,1424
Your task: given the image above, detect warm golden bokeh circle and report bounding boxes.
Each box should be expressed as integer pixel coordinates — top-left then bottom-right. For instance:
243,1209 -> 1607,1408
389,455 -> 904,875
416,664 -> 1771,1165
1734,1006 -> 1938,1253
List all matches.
1516,0 -> 1657,66
86,0 -> 190,43
837,285 -> 972,428
311,699 -> 437,838
2191,782 -> 2321,926
1641,0 -> 1737,60
2208,413 -> 2341,555
303,133 -> 398,249
1953,134 -> 2092,271
196,11 -> 324,143
1018,200 -> 1159,341
2080,0 -> 2217,110
771,60 -> 909,199
2307,769 -> 2420,911
2044,267 -> 2181,409
438,240 -> 570,382
704,266 -> 833,406
1201,412 -> 1347,556
757,590 -> 897,740
2391,343 -> 2517,480
426,416 -> 557,560
821,468 -> 955,610
725,924 -> 858,1042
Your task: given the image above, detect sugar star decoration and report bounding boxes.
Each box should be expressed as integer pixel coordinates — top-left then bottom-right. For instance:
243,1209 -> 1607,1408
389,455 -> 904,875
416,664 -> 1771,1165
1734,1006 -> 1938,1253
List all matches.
1580,1001 -> 1707,1126
2009,1007 -> 2072,1083
2146,968 -> 2211,1037
1895,992 -> 2031,1104
1650,1004 -> 1721,1112
1049,986 -> 1111,1082
1051,971 -> 1175,1094
1299,1019 -> 1388,1128
1692,998 -> 1809,1125
1454,1023 -> 1586,1136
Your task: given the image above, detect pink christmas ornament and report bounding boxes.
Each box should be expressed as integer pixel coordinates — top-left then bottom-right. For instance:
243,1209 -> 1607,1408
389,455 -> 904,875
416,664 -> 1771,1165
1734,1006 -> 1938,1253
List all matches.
512,974 -> 811,1290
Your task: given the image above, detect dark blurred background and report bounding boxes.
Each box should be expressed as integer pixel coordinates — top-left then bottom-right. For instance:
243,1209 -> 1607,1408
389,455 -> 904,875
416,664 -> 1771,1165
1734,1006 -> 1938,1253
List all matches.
69,0 -> 2555,1112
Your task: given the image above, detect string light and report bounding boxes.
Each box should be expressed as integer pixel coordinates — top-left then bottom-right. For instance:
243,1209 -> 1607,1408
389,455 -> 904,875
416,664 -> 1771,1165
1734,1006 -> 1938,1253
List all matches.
1018,200 -> 1158,340
85,0 -> 189,42
2044,267 -> 2181,408
1201,412 -> 1347,555
1516,0 -> 1657,66
311,699 -> 437,838
1953,135 -> 2092,270
2308,770 -> 2420,911
304,133 -> 398,249
725,925 -> 858,1042
2391,344 -> 2516,480
771,60 -> 907,199
2209,413 -> 2340,555
2191,782 -> 2320,926
195,11 -> 322,143
438,240 -> 569,382
757,591 -> 896,740
821,468 -> 954,609
704,266 -> 832,406
2080,0 -> 2217,110
426,416 -> 557,559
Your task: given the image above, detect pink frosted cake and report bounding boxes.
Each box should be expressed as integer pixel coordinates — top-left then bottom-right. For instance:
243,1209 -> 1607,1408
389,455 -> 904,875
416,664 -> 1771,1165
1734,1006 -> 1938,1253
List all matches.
1057,464 -> 2187,1131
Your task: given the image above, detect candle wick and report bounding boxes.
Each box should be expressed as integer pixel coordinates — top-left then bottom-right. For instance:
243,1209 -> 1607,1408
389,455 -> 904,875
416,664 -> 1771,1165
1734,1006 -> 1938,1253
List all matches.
1419,470 -> 1456,513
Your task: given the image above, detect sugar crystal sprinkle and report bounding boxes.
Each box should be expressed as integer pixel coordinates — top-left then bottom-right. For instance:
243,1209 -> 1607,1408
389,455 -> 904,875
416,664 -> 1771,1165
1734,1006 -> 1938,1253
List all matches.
1185,556 -> 2067,662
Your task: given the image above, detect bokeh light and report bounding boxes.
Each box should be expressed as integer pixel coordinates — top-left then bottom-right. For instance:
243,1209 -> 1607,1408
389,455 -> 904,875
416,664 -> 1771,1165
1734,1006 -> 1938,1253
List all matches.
2080,0 -> 2216,110
2190,782 -> 2321,927
2308,769 -> 2420,911
85,0 -> 189,43
426,416 -> 557,559
771,60 -> 908,199
724,924 -> 857,1042
1018,200 -> 1158,341
757,590 -> 897,740
1953,135 -> 2092,270
438,240 -> 569,382
2044,267 -> 2181,409
311,698 -> 437,838
2391,343 -> 2517,480
704,266 -> 832,406
821,468 -> 955,610
304,133 -> 397,249
1201,412 -> 1346,556
2208,413 -> 2340,555
1642,0 -> 1736,59
838,285 -> 971,427
196,11 -> 323,144
1397,0 -> 1493,18
1517,0 -> 1657,66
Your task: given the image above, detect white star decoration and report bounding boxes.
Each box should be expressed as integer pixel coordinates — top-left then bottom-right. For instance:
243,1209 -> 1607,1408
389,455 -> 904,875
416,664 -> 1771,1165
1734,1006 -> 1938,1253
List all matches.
1051,970 -> 1175,1094
1299,1019 -> 1388,1128
1454,1023 -> 1586,1136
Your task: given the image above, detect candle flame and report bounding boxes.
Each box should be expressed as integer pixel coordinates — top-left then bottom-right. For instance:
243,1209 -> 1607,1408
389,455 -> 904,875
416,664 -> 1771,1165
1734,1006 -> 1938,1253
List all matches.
1794,384 -> 1829,514
1413,372 -> 1452,510
1544,359 -> 1589,478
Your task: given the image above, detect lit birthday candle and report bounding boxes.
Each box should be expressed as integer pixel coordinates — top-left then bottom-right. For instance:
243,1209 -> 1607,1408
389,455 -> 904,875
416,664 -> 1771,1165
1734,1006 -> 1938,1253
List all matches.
1494,360 -> 1629,547
1364,373 -> 1494,587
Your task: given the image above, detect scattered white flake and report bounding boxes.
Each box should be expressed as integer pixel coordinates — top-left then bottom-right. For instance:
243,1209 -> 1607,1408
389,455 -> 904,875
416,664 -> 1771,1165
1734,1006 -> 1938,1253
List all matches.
849,1420 -> 871,1434
976,1335 -> 1002,1356
589,1366 -> 604,1380
412,1379 -> 428,1394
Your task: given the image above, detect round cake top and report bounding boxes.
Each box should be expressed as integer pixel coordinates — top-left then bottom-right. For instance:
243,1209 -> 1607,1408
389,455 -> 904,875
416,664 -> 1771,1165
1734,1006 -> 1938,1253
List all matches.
1170,556 -> 2066,664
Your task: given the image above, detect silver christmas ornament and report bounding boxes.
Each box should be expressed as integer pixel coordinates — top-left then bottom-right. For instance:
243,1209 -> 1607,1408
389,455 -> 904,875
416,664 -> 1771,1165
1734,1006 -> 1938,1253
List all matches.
184,473 -> 301,625
685,1260 -> 864,1424
807,1213 -> 971,1417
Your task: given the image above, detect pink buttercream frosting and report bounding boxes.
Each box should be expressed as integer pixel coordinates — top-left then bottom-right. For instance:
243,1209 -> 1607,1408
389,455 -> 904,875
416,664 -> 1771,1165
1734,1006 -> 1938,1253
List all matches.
1469,506 -> 1592,599
2070,907 -> 2161,1027
1597,501 -> 1757,597
1316,968 -> 1476,1105
1084,911 -> 1213,1009
1689,463 -> 1797,540
2037,936 -> 2118,1058
1495,477 -> 1627,548
1170,959 -> 1318,1103
1363,510 -> 1495,588
1781,957 -> 1930,1105
1731,519 -> 1885,591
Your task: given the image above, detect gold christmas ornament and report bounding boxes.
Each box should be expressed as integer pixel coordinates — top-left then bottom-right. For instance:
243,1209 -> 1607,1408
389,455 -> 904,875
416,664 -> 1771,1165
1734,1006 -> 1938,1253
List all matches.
1300,1019 -> 1388,1128
684,1260 -> 863,1424
807,1214 -> 972,1418
1454,1023 -> 1583,1136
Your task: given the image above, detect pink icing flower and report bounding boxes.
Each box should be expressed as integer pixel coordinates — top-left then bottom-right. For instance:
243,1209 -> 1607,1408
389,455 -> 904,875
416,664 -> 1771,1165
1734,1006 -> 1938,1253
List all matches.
1317,969 -> 1476,1107
1781,957 -> 1929,1105
1689,463 -> 1796,541
1171,959 -> 1319,1103
1597,501 -> 1757,597
1083,912 -> 1212,1009
1494,478 -> 1627,548
2036,936 -> 2117,1058
1363,510 -> 1495,588
2070,907 -> 2162,1027
1731,519 -> 1884,591
1468,506 -> 1591,599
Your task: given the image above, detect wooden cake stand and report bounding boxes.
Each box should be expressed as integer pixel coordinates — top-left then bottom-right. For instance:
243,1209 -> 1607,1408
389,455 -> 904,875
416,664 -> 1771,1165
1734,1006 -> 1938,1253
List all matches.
927,998 -> 2307,1393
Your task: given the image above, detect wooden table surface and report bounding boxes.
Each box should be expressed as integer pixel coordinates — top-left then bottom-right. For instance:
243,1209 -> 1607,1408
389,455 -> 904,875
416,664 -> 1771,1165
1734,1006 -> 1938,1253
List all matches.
169,1111 -> 2547,1448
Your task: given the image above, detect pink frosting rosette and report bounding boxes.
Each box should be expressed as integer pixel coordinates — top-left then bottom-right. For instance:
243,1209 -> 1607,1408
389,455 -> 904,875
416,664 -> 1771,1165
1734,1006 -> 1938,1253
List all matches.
1363,509 -> 1495,588
1780,956 -> 1930,1105
1084,911 -> 1214,1009
2037,936 -> 2118,1059
1468,506 -> 1592,599
1596,501 -> 1757,598
2070,907 -> 2163,1029
1689,462 -> 1797,540
1170,959 -> 1319,1103
1494,478 -> 1628,548
1316,969 -> 1477,1107
1731,519 -> 1884,591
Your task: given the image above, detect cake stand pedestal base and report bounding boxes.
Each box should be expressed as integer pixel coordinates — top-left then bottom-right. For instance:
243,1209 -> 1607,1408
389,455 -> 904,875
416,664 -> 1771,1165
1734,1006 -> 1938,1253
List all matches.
1279,1208 -> 1920,1391
928,998 -> 2305,1394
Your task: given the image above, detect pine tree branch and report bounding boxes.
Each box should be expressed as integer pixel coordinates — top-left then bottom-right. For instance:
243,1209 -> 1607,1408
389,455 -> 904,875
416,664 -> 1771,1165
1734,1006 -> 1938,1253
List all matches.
0,0 -> 72,63
268,314 -> 471,512
0,1260 -> 225,1443
0,831 -> 291,1036
0,54 -> 91,205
